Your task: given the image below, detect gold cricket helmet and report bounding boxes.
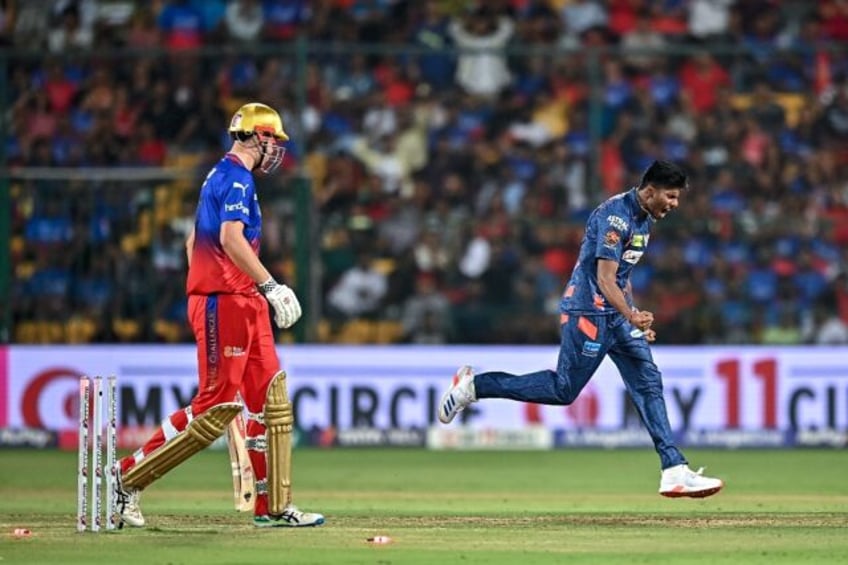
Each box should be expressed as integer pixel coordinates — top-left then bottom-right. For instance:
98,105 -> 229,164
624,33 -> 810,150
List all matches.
228,102 -> 289,141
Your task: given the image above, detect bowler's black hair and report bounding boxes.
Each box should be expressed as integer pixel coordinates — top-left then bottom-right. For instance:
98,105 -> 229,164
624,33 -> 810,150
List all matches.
639,160 -> 689,190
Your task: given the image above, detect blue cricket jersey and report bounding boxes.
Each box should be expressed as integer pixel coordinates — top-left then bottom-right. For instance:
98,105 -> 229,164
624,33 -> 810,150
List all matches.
561,188 -> 654,315
186,154 -> 263,296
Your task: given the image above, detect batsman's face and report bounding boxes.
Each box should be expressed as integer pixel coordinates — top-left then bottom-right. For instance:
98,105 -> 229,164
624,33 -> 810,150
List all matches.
250,132 -> 285,174
645,186 -> 681,219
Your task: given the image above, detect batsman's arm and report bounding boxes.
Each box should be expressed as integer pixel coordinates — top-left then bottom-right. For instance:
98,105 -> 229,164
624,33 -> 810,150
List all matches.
220,220 -> 273,284
220,220 -> 301,328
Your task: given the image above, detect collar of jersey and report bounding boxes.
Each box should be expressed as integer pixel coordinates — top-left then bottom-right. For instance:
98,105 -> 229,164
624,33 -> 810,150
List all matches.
225,152 -> 248,169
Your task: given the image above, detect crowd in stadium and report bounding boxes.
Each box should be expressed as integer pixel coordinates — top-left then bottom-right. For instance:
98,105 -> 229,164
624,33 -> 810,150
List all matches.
6,0 -> 848,345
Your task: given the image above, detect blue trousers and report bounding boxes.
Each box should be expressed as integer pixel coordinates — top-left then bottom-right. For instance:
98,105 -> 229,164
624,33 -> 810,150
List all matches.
475,313 -> 686,469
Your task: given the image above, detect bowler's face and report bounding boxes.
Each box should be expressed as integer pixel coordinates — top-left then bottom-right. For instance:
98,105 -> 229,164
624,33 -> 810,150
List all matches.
646,186 -> 681,219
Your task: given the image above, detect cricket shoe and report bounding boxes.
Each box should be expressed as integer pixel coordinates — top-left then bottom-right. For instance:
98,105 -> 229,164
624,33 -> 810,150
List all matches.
114,468 -> 145,527
253,505 -> 325,528
659,464 -> 723,498
438,365 -> 477,424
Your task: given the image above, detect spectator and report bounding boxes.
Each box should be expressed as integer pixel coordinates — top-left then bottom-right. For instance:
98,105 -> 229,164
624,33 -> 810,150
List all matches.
560,0 -> 607,38
326,251 -> 389,320
13,0 -> 50,48
804,303 -> 848,344
449,8 -> 514,98
688,0 -> 734,40
125,7 -> 160,48
135,121 -> 167,166
42,60 -> 78,116
47,5 -> 93,52
458,222 -> 491,280
620,9 -> 666,72
413,226 -> 451,274
377,191 -> 424,257
451,280 -> 494,344
820,76 -> 848,142
761,308 -> 803,345
400,272 -> 453,344
820,0 -> 848,41
225,0 -> 264,43
0,0 -> 14,46
410,0 -> 454,89
157,0 -> 204,49
679,53 -> 730,114
515,0 -> 561,44
262,0 -> 310,42
193,0 -> 226,40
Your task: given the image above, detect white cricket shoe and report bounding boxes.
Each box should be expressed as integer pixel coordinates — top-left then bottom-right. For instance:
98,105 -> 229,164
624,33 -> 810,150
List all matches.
254,505 -> 325,528
114,468 -> 145,527
438,365 -> 477,424
120,488 -> 145,527
659,464 -> 723,498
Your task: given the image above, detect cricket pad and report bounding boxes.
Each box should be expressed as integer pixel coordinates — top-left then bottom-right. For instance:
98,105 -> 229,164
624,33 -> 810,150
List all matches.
122,402 -> 243,490
265,371 -> 293,514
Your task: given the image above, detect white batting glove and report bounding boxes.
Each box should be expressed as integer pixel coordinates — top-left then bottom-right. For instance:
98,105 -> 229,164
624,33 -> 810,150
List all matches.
258,278 -> 302,329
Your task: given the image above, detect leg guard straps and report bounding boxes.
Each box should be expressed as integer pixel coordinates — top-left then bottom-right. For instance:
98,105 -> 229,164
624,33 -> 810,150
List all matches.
122,402 -> 242,490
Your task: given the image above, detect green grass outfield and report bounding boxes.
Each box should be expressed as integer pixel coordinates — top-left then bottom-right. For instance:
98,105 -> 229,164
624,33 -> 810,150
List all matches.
1,448 -> 846,564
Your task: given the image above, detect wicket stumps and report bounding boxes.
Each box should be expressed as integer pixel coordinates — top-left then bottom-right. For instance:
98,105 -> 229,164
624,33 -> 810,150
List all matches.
76,375 -> 118,532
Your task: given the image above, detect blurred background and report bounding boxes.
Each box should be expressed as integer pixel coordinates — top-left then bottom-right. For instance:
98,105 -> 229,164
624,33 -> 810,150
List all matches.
1,0 -> 848,349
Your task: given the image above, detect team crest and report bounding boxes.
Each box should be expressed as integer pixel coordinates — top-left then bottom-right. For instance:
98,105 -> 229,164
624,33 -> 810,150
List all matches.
230,112 -> 243,129
604,231 -> 621,247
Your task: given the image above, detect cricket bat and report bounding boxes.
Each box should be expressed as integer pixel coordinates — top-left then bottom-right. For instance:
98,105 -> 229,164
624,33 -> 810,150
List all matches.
227,410 -> 255,512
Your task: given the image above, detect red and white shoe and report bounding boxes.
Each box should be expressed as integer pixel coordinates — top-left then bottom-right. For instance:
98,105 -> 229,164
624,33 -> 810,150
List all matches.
659,464 -> 723,498
438,365 -> 477,424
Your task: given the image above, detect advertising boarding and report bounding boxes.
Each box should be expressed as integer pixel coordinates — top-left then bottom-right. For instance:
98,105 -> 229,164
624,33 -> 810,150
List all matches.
1,345 -> 846,448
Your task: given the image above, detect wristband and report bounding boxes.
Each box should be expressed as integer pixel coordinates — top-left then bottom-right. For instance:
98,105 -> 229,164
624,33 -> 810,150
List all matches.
257,278 -> 277,294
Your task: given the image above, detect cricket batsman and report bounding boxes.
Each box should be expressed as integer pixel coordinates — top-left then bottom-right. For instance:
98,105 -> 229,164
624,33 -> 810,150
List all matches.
114,102 -> 325,528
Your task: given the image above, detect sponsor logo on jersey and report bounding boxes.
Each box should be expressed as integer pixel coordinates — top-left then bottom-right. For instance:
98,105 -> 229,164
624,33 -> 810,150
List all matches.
606,215 -> 629,231
224,346 -> 246,358
622,250 -> 644,264
631,234 -> 649,248
225,202 -> 250,215
582,341 -> 602,357
233,181 -> 249,197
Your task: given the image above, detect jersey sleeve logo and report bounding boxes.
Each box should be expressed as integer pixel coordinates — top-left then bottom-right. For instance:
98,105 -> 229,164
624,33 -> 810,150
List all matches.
631,234 -> 649,248
603,230 -> 621,248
